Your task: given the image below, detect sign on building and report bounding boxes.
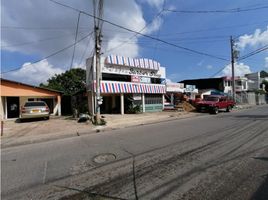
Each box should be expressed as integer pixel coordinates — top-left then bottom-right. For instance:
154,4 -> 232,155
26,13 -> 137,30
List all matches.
166,83 -> 184,92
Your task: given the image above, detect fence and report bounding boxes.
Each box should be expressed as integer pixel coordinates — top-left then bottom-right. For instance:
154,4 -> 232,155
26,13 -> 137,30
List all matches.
236,92 -> 267,105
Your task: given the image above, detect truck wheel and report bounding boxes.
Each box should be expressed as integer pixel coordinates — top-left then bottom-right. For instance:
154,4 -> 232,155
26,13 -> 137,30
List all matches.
213,107 -> 219,114
226,106 -> 231,112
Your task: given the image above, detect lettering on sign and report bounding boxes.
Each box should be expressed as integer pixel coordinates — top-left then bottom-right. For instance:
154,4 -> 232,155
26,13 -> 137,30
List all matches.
129,68 -> 159,77
102,65 -> 162,78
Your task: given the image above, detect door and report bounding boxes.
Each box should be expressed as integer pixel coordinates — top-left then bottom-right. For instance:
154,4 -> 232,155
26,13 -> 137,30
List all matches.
7,97 -> 20,118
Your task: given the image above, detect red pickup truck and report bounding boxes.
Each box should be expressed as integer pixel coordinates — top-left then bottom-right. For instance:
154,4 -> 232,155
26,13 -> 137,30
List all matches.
196,95 -> 235,114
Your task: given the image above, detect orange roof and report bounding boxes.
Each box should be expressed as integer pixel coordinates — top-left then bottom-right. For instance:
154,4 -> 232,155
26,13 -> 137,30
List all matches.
0,78 -> 62,97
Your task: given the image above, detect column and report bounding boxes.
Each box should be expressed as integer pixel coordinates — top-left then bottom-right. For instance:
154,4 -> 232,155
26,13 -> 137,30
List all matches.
120,93 -> 124,115
162,94 -> 165,110
57,95 -> 61,116
142,93 -> 145,113
171,93 -> 174,105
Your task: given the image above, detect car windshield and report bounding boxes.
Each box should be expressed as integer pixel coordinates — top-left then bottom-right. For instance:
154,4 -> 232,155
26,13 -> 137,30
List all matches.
204,96 -> 219,101
24,102 -> 46,107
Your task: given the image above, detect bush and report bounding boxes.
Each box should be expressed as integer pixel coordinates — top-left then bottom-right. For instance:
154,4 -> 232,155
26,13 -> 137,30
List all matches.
127,104 -> 141,114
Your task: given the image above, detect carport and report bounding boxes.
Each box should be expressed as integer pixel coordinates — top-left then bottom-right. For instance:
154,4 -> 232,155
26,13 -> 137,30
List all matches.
0,78 -> 62,120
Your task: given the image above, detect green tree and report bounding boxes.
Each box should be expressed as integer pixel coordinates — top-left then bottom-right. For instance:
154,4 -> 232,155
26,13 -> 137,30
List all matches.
40,68 -> 86,95
262,80 -> 268,92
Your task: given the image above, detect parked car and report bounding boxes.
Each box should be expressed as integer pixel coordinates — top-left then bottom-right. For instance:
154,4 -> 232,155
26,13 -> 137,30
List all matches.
196,95 -> 235,114
20,101 -> 50,119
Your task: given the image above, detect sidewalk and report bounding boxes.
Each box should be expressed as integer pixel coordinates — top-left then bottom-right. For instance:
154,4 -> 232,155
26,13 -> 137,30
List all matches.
0,104 -> 255,149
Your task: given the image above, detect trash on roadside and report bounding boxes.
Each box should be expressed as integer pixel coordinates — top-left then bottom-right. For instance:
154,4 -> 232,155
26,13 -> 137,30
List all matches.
77,114 -> 90,123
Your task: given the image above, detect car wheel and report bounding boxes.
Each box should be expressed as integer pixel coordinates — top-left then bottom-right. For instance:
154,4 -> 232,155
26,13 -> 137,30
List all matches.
226,106 -> 231,112
211,107 -> 219,114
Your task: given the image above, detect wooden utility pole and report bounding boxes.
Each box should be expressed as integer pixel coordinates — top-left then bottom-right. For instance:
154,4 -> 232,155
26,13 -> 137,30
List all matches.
230,36 -> 236,102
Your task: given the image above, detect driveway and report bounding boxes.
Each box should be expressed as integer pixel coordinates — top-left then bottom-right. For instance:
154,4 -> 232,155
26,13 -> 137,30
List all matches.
1,116 -> 93,147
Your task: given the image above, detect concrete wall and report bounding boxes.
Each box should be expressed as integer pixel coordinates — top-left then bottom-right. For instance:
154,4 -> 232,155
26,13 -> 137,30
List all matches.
236,92 -> 267,105
245,72 -> 260,90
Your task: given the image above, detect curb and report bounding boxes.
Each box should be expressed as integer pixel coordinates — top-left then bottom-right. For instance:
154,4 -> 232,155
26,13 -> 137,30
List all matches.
1,113 -> 199,149
1,105 -> 258,149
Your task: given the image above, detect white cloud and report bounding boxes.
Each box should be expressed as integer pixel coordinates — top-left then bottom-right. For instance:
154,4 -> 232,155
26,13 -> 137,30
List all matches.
2,0 -> 165,85
206,65 -> 213,70
5,60 -> 64,85
143,0 -> 165,10
222,63 -> 252,77
265,57 -> 268,69
237,26 -> 268,50
197,60 -> 204,66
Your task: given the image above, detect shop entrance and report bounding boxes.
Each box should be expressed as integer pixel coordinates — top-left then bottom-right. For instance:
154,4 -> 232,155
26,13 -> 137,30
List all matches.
101,95 -> 121,114
7,97 -> 20,118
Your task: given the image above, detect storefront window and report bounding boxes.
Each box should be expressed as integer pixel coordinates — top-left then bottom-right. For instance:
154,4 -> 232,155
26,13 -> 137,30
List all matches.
145,94 -> 162,104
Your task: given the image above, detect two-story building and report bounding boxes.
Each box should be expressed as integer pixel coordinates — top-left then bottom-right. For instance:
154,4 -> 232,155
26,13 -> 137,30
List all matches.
86,55 -> 166,115
180,76 -> 248,96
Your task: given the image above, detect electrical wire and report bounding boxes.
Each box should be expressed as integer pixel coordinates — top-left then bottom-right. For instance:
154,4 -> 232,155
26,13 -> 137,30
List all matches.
105,8 -> 165,53
1,32 -> 93,74
78,34 -> 94,66
48,0 -> 229,61
165,5 -> 268,13
152,0 -> 166,59
70,11 -> 81,69
238,44 -> 268,61
1,31 -> 85,48
209,44 -> 268,77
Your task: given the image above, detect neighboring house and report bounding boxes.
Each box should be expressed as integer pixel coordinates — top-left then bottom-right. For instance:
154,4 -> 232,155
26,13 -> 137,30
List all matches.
198,89 -> 226,99
86,55 -> 166,115
180,76 -> 248,95
245,71 -> 268,91
0,78 -> 62,120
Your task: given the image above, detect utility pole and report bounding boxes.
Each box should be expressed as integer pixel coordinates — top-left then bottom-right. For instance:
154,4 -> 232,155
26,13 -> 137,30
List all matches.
93,0 -> 103,125
230,36 -> 236,102
95,25 -> 101,124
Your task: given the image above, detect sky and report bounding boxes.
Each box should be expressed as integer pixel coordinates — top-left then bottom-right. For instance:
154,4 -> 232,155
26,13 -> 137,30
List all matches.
1,0 -> 268,85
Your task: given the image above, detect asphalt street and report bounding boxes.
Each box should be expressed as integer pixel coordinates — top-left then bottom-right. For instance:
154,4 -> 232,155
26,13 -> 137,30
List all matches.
1,105 -> 268,200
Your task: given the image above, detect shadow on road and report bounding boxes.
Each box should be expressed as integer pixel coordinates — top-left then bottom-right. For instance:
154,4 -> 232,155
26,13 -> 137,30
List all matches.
250,157 -> 268,200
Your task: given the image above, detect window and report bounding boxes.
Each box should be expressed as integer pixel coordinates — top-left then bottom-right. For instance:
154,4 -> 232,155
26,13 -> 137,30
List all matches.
145,94 -> 162,104
24,102 -> 47,107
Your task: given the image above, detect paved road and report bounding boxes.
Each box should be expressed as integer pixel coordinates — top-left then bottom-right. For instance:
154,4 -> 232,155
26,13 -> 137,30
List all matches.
2,105 -> 268,200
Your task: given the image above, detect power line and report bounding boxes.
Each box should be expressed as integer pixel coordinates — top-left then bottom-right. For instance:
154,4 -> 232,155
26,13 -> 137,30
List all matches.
78,34 -> 94,66
152,0 -> 166,59
105,6 -> 165,53
48,0 -> 229,61
165,5 -> 268,14
1,32 -> 93,74
238,44 -> 268,61
155,20 -> 268,37
210,65 -> 229,78
210,44 -> 268,77
70,11 -> 81,69
1,31 -> 85,48
1,26 -> 91,30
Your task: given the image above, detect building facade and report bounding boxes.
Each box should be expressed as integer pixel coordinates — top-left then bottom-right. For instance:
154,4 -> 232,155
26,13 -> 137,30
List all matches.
180,76 -> 248,96
87,55 -> 166,115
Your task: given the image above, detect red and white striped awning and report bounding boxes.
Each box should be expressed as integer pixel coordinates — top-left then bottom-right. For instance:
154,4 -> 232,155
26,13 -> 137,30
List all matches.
96,81 -> 165,94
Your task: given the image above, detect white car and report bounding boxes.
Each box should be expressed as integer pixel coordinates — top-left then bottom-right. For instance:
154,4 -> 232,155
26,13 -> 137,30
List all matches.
20,101 -> 50,119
